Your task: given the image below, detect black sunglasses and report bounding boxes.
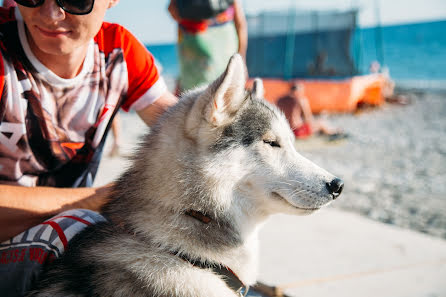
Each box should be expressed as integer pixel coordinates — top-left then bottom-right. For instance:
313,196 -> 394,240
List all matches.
14,0 -> 95,15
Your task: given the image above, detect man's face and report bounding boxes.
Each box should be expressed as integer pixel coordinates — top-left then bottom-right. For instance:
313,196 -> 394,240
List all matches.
18,0 -> 114,57
292,86 -> 304,99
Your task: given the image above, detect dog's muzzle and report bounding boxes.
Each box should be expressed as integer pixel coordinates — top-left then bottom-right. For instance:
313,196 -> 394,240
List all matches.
326,178 -> 344,199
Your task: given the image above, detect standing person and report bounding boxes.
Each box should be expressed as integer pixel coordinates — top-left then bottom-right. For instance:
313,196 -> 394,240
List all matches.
0,0 -> 177,295
168,0 -> 247,93
277,83 -> 346,140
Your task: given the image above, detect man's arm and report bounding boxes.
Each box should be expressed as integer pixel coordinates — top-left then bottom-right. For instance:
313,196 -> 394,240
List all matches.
0,184 -> 113,242
299,96 -> 315,126
0,87 -> 176,243
136,90 -> 178,126
233,0 -> 248,60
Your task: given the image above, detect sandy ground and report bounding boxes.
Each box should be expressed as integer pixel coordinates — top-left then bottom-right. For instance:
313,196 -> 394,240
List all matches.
95,90 -> 446,239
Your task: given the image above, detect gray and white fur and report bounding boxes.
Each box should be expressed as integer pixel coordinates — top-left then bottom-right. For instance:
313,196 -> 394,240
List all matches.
26,54 -> 343,297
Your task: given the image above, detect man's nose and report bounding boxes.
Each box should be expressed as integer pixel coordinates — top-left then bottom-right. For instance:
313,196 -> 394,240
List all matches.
40,0 -> 65,21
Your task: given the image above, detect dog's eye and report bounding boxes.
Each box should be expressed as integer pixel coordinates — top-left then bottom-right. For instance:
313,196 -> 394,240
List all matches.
263,139 -> 281,148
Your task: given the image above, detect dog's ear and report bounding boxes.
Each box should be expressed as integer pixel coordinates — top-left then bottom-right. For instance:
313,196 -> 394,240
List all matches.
251,78 -> 264,99
185,54 -> 246,137
204,54 -> 247,126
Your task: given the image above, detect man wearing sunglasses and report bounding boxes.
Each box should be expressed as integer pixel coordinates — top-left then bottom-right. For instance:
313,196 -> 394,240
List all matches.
0,0 -> 178,295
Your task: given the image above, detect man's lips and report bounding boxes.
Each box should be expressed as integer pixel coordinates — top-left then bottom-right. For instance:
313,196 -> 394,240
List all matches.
36,26 -> 70,37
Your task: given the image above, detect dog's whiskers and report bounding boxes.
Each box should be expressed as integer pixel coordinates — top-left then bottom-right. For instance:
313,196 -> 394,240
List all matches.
291,189 -> 308,197
276,181 -> 291,185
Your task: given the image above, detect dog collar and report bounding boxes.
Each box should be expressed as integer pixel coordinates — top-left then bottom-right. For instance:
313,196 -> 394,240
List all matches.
182,210 -> 249,295
185,209 -> 212,224
174,252 -> 249,296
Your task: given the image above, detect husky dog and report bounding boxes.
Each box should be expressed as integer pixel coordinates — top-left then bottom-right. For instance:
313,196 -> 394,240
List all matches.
27,54 -> 343,297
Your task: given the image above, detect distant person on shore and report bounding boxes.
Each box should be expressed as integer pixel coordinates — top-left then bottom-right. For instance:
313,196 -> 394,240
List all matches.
369,61 -> 410,105
168,0 -> 247,94
277,83 -> 346,140
0,1 -> 177,295
308,51 -> 336,77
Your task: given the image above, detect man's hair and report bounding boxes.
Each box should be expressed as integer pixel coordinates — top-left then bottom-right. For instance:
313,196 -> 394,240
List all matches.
290,83 -> 304,92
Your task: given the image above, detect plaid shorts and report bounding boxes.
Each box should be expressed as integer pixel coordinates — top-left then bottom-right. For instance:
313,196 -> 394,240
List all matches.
0,209 -> 106,297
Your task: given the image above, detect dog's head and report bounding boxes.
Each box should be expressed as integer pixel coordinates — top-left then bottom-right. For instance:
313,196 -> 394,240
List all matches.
178,54 -> 343,218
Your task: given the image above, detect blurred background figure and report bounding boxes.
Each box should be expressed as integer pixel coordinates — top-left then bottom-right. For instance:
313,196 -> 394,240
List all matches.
369,60 -> 381,74
168,0 -> 247,94
276,83 -> 346,140
370,60 -> 410,105
1,0 -> 14,8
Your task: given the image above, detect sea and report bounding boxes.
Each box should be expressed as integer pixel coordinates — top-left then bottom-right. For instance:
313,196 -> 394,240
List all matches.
147,19 -> 446,90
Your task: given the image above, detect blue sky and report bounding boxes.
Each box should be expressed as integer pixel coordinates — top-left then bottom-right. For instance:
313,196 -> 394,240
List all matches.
106,0 -> 446,44
2,0 -> 444,44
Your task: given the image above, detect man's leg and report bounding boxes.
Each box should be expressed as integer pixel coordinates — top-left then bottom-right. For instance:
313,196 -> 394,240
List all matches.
0,209 -> 106,297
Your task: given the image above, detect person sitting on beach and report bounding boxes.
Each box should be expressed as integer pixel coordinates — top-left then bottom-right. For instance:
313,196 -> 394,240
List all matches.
0,1 -> 177,295
276,83 -> 345,140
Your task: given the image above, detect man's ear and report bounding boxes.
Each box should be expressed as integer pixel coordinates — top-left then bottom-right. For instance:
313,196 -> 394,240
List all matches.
108,0 -> 120,9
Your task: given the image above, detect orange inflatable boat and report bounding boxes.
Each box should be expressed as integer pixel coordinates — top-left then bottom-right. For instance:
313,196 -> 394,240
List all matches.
248,74 -> 386,113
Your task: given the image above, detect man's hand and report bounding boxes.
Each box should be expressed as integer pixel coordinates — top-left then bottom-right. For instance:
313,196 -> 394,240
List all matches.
0,183 -> 114,242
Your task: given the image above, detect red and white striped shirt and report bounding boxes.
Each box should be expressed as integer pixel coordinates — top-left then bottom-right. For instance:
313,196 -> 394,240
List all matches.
0,7 -> 167,187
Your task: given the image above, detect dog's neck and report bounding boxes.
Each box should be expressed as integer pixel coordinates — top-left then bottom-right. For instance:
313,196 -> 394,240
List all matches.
117,209 -> 250,296
182,209 -> 251,296
173,244 -> 250,296
108,188 -> 263,286
183,205 -> 264,284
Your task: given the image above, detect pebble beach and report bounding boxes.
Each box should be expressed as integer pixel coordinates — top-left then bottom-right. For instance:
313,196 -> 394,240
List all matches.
301,89 -> 446,239
96,89 -> 446,240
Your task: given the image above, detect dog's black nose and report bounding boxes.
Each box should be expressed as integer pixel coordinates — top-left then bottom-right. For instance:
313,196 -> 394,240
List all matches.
326,178 -> 344,199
